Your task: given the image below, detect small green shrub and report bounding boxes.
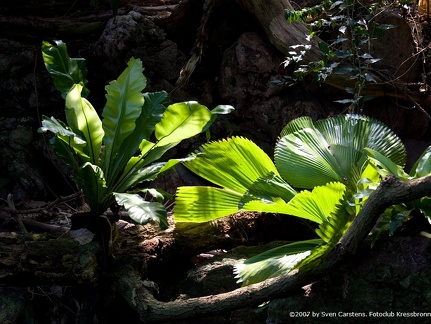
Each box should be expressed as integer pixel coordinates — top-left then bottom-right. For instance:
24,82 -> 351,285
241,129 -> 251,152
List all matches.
39,40 -> 233,229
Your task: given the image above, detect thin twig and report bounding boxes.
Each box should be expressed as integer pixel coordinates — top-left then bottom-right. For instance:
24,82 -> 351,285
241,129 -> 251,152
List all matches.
0,191 -> 82,215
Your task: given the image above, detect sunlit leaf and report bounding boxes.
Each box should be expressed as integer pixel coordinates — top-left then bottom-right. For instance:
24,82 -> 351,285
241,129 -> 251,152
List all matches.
41,40 -> 89,98
410,146 -> 431,177
184,137 -> 279,193
65,84 -> 104,164
108,91 -> 169,188
234,239 -> 322,286
364,148 -> 410,180
174,186 -> 243,222
114,193 -> 168,229
102,57 -> 146,182
155,101 -> 212,147
239,173 -> 297,208
275,123 -> 344,189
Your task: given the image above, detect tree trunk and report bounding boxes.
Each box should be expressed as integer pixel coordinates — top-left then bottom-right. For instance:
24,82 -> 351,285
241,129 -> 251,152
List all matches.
116,175 -> 431,322
236,0 -> 323,62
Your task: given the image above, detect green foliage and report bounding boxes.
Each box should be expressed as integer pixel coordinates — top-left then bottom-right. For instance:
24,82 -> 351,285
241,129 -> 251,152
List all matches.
174,137 -> 297,223
234,239 -> 322,285
39,40 -> 232,229
364,146 -> 431,244
283,0 -> 396,112
41,40 -> 89,99
174,114 -> 408,284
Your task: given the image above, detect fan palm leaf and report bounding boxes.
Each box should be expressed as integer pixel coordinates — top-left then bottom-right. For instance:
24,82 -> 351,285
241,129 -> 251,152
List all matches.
275,114 -> 406,190
234,239 -> 322,286
184,137 -> 282,193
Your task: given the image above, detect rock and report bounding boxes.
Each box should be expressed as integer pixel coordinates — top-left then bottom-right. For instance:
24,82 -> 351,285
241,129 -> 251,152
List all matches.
218,32 -> 326,150
9,125 -> 33,149
369,10 -> 419,83
365,98 -> 430,140
0,39 -> 37,117
219,32 -> 285,104
0,117 -> 47,200
90,11 -> 185,91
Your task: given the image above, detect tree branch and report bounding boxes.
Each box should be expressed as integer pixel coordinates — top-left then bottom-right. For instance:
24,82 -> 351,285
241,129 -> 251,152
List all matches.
115,175 -> 431,322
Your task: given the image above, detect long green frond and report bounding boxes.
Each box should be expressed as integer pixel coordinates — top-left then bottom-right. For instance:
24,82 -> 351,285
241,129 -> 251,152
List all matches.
107,91 -> 168,188
234,239 -> 322,286
154,101 -> 212,147
40,116 -> 89,181
184,137 -> 278,193
174,186 -> 243,222
115,101 -> 212,190
364,148 -> 410,180
65,84 -> 104,165
115,156 -> 191,193
76,162 -> 108,214
49,137 -> 82,175
102,57 -> 146,181
41,40 -> 89,98
410,146 -> 431,177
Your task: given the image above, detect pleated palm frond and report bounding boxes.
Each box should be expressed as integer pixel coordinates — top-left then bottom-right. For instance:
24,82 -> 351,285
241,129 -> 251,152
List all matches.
315,114 -> 406,169
294,195 -> 351,269
174,137 -> 297,222
239,172 -> 297,208
315,201 -> 351,246
234,239 -> 322,286
174,186 -> 243,222
184,137 -> 280,193
275,115 -> 407,191
243,182 -> 346,224
275,120 -> 346,189
234,181 -> 347,284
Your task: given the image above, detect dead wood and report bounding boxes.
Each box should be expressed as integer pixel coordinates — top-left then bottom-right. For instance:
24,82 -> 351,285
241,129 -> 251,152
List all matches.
115,175 -> 431,322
